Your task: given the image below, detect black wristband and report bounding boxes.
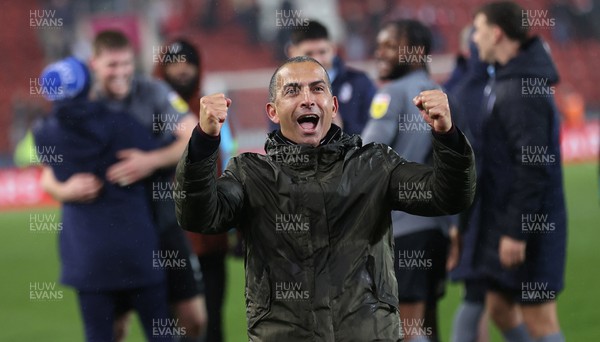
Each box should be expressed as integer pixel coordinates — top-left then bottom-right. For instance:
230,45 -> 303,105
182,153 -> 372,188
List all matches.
188,124 -> 220,162
431,125 -> 464,153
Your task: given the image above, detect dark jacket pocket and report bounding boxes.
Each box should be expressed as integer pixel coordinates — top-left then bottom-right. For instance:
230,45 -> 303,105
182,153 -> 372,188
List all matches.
247,267 -> 272,331
366,255 -> 400,311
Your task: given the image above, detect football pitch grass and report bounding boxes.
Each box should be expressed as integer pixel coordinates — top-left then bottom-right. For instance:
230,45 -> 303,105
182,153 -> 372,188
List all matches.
0,162 -> 598,341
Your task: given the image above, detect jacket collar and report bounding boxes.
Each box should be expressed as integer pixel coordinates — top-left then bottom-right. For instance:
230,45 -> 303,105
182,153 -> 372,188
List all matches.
494,36 -> 559,84
264,125 -> 361,169
270,124 -> 343,146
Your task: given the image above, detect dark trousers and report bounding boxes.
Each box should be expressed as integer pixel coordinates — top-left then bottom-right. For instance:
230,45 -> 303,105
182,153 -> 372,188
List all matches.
77,283 -> 171,342
198,253 -> 226,342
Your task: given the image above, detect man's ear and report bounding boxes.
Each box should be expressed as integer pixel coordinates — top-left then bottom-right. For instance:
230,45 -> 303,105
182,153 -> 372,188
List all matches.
492,25 -> 503,44
266,102 -> 280,124
331,95 -> 339,119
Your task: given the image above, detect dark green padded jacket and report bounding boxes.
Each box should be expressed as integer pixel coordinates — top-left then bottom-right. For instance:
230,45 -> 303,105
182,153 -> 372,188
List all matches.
175,129 -> 475,341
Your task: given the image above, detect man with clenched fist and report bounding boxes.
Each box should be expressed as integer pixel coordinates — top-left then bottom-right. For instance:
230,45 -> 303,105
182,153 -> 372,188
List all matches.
362,20 -> 462,342
175,56 -> 475,341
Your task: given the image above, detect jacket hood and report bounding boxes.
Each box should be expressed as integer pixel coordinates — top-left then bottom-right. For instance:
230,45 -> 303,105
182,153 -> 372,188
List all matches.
264,125 -> 362,168
495,36 -> 559,84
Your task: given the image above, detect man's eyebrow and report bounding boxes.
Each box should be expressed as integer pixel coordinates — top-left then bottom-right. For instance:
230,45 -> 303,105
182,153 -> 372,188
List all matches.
282,80 -> 326,89
309,80 -> 327,87
282,82 -> 301,89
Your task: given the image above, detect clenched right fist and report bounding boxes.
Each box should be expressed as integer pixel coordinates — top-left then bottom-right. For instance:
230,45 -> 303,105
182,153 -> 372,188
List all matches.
199,93 -> 232,136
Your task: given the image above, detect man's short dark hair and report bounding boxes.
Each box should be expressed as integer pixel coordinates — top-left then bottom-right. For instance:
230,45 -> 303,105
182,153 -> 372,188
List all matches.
384,19 -> 433,57
268,56 -> 332,103
93,30 -> 131,56
290,20 -> 329,45
476,1 -> 529,44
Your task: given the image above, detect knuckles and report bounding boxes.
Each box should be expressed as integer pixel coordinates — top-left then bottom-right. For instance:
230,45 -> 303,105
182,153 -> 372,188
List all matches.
200,95 -> 228,120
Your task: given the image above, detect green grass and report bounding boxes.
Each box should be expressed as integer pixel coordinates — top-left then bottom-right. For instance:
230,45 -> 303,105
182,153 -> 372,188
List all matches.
0,163 -> 598,341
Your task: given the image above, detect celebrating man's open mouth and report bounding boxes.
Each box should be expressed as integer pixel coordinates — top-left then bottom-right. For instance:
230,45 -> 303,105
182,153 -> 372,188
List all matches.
297,114 -> 320,133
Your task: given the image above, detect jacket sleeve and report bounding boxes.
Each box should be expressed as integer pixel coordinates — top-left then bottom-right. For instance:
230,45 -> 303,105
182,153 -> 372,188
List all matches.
175,144 -> 245,234
386,129 -> 476,216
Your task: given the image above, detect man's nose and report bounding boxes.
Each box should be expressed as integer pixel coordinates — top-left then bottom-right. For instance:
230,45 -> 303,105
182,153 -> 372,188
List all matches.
115,63 -> 128,75
300,88 -> 315,107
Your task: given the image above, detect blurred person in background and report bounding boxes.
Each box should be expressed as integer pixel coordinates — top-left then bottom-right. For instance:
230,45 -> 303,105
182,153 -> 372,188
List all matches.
361,19 -> 458,342
444,30 -> 491,342
273,0 -> 294,61
472,2 -> 567,341
283,20 -> 377,136
39,30 -> 206,341
341,0 -> 370,61
234,0 -> 260,45
38,0 -> 76,61
154,38 -> 232,342
33,57 -> 171,342
443,26 -> 475,94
